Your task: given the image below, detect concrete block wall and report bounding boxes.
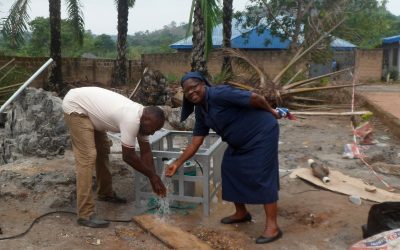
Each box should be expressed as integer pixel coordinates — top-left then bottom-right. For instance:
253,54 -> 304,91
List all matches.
356,49 -> 383,82
142,50 -> 291,80
0,56 -> 49,88
0,48 -> 384,90
0,56 -> 142,88
141,52 -> 191,78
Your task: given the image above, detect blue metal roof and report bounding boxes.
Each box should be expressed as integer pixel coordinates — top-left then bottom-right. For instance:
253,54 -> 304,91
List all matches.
170,19 -> 251,49
330,37 -> 357,50
231,29 -> 290,49
170,19 -> 356,50
383,35 -> 400,44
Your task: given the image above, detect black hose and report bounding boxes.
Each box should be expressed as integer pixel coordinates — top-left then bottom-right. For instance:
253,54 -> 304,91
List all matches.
194,159 -> 204,175
0,210 -> 133,241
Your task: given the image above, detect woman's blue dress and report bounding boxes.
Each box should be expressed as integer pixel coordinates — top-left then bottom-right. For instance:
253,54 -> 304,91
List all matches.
193,85 -> 280,204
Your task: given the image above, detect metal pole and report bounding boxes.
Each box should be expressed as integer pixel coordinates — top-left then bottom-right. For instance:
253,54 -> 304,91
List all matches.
0,58 -> 54,113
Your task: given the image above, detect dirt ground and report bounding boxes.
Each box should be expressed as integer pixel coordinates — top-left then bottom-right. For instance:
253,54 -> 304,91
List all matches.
1,111 -> 400,250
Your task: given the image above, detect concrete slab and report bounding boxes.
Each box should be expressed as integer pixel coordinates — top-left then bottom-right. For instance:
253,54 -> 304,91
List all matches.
356,84 -> 400,139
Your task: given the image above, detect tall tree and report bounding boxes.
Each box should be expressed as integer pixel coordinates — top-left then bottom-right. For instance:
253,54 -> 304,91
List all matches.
94,34 -> 116,53
222,0 -> 233,74
237,0 -> 391,52
22,17 -> 90,57
188,0 -> 221,75
1,0 -> 84,93
237,0 -> 321,54
48,0 -> 62,92
338,0 -> 393,48
113,0 -> 135,86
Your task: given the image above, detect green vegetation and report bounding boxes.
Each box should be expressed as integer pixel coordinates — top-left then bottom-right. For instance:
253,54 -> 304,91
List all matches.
361,112 -> 374,121
0,19 -> 187,59
236,0 -> 400,50
165,73 -> 180,84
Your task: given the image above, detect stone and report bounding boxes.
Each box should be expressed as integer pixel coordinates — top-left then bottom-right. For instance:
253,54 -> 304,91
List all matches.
167,107 -> 195,131
349,195 -> 362,205
48,197 -> 71,209
1,88 -> 70,164
135,69 -> 168,106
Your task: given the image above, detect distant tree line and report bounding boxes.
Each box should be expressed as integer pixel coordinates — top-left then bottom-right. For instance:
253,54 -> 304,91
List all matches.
0,18 -> 187,59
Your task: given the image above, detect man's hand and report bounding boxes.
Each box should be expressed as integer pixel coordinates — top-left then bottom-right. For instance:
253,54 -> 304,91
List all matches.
166,162 -> 180,177
149,175 -> 166,197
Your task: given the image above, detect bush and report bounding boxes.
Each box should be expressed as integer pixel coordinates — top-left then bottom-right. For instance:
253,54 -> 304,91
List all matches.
165,74 -> 180,84
388,68 -> 399,81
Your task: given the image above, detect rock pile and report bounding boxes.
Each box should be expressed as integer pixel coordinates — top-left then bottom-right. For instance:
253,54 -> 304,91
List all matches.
1,88 -> 69,164
135,69 -> 168,106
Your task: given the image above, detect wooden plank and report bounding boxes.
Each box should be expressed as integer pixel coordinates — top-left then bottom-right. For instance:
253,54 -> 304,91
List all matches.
290,168 -> 400,203
132,214 -> 212,250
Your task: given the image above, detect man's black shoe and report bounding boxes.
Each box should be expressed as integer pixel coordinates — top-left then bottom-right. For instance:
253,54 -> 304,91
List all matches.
97,191 -> 127,204
77,214 -> 110,228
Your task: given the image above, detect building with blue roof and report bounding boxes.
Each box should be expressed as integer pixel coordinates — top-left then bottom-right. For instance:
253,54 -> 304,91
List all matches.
382,35 -> 400,77
170,19 -> 357,51
170,19 -> 357,77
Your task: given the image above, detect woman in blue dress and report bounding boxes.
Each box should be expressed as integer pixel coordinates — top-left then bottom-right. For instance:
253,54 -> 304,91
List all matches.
166,72 -> 282,244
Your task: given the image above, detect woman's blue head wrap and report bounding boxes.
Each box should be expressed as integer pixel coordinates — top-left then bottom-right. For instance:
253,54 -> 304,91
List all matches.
180,71 -> 211,122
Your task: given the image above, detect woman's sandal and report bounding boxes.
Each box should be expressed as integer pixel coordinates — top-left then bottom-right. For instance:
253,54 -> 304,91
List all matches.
220,212 -> 252,224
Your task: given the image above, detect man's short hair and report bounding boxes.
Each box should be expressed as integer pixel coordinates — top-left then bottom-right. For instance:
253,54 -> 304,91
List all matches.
144,106 -> 165,122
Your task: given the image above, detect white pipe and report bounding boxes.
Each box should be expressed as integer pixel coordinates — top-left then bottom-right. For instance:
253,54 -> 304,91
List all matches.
0,58 -> 54,113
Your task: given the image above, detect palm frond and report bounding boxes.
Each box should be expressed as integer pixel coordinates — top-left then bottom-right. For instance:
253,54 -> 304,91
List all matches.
1,0 -> 30,47
201,0 -> 222,58
282,83 -> 363,96
226,81 -> 254,91
272,18 -> 346,84
223,48 -> 269,88
291,96 -> 326,103
127,0 -> 135,7
283,67 -> 353,90
66,0 -> 85,45
186,0 -> 196,37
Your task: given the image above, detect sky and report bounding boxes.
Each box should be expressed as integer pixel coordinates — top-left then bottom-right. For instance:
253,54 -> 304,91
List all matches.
0,0 -> 400,35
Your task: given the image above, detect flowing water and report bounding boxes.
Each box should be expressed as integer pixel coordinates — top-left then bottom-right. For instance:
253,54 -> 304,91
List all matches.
155,166 -> 172,219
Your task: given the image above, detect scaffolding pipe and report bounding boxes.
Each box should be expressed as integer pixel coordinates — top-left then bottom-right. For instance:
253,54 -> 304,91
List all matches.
0,58 -> 53,113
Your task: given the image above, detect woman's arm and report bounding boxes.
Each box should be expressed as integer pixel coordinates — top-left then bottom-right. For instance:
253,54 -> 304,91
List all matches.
249,92 -> 280,119
166,135 -> 205,177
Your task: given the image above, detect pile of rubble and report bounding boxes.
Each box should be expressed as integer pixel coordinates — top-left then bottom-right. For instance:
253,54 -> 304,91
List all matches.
1,88 -> 69,164
135,69 -> 168,106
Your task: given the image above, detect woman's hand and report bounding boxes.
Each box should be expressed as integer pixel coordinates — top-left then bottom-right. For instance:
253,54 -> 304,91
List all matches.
166,162 -> 181,177
275,107 -> 291,119
272,109 -> 281,119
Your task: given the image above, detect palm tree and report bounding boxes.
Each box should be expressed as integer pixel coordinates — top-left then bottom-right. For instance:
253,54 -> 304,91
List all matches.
2,0 -> 84,93
189,0 -> 221,75
113,0 -> 135,86
48,0 -> 62,92
221,0 -> 233,75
